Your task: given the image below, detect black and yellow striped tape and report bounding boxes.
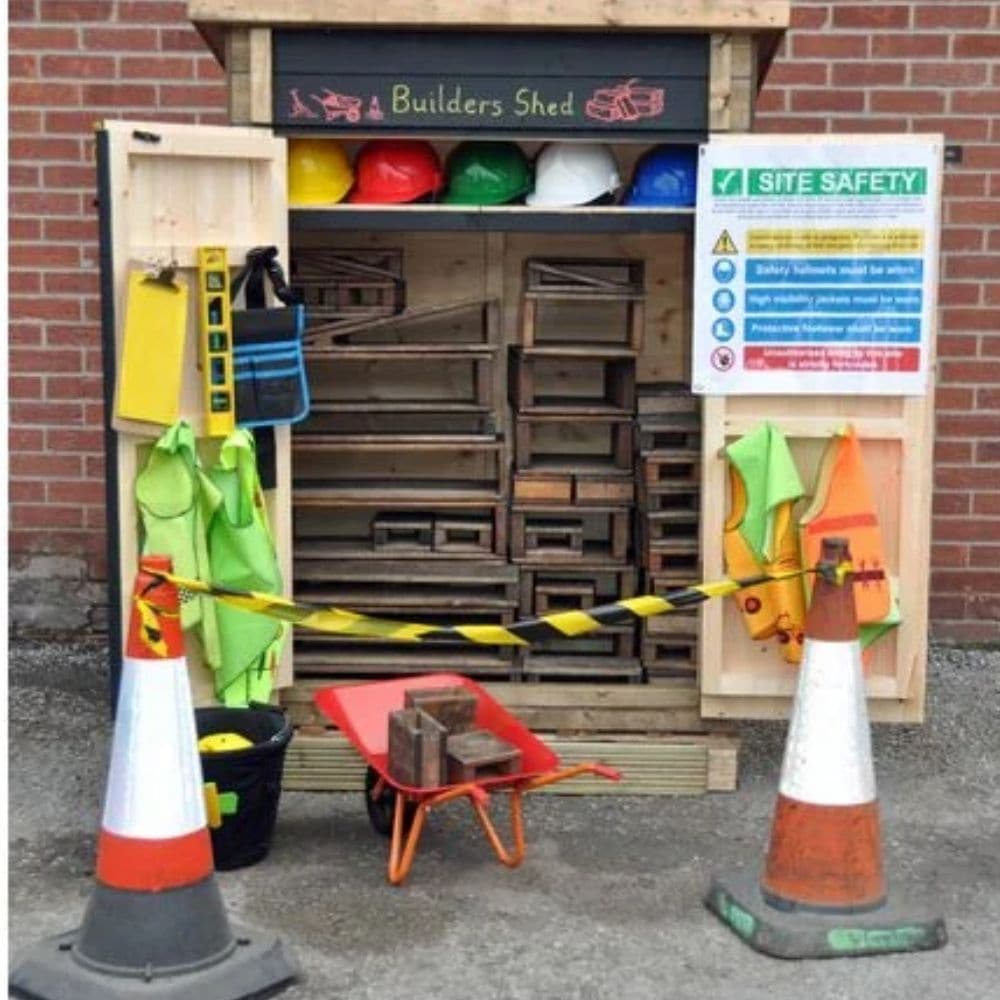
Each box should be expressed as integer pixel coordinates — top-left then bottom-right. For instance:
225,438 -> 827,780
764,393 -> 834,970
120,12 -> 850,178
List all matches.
150,567 -> 820,647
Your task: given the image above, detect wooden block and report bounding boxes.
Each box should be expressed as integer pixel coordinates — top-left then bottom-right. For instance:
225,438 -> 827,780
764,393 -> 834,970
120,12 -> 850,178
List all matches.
646,544 -> 701,577
638,423 -> 701,454
525,519 -> 584,556
433,516 -> 493,554
640,484 -> 700,514
404,686 -> 478,734
641,635 -> 699,674
575,475 -> 634,505
446,730 -> 522,783
513,473 -> 572,505
643,509 -> 700,544
535,580 -> 596,614
644,610 -> 700,638
372,513 -> 434,551
388,708 -> 447,788
637,384 -> 699,417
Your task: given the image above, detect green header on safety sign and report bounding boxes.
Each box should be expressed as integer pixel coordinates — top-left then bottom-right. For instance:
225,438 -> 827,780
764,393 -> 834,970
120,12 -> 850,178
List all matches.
712,167 -> 928,198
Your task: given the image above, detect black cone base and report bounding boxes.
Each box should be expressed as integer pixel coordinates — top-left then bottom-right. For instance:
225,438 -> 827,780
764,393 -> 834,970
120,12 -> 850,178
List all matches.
9,923 -> 297,1000
706,869 -> 947,960
10,876 -> 298,1000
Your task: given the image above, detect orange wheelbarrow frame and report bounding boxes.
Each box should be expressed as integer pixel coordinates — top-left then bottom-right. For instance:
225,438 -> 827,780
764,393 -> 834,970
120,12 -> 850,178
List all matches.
314,673 -> 620,885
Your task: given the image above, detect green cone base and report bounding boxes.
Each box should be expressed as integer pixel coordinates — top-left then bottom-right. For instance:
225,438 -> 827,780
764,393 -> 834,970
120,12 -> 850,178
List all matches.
706,870 -> 947,960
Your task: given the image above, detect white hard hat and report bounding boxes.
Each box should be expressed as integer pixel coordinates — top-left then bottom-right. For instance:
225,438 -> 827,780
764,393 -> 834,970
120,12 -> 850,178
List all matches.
526,143 -> 622,207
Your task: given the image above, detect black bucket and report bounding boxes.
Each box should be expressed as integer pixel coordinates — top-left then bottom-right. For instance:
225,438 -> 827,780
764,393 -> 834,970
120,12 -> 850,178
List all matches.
195,704 -> 292,871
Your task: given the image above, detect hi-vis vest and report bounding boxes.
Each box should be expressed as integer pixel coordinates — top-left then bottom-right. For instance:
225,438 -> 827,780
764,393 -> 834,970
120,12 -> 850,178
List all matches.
723,423 -> 807,666
799,426 -> 890,625
724,465 -> 807,665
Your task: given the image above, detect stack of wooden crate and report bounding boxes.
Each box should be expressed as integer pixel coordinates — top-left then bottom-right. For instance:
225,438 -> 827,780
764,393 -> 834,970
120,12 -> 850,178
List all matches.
291,249 -> 516,680
510,259 -> 644,683
636,384 -> 703,683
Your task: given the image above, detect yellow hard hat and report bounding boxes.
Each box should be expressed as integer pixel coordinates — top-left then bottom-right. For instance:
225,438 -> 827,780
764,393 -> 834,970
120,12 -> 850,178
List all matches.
288,138 -> 353,206
198,732 -> 254,754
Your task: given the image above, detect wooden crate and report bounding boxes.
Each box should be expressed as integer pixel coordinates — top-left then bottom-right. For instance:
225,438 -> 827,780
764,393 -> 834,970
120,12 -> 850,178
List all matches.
518,564 -> 636,616
509,346 -> 636,416
521,257 -> 645,352
514,415 -> 633,474
511,505 -> 631,564
642,449 -> 701,487
642,609 -> 700,681
645,541 -> 701,576
294,502 -> 507,560
639,483 -> 701,515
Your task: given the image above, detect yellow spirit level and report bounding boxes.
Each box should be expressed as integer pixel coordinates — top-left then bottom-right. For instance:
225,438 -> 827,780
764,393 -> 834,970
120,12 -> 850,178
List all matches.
196,246 -> 236,438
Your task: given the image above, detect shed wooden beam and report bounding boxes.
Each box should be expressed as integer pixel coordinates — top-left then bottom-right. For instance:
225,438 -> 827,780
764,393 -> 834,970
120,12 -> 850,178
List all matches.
190,0 -> 790,36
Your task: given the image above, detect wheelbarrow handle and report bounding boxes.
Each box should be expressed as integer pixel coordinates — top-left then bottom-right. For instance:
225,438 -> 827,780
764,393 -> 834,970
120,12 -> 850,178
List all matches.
520,761 -> 622,793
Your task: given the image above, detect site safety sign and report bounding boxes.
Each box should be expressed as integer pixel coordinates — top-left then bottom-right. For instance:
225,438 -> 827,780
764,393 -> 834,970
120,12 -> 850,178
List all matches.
692,139 -> 942,395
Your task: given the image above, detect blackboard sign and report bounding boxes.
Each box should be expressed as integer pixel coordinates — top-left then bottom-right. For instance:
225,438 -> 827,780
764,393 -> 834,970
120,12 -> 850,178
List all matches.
272,30 -> 708,137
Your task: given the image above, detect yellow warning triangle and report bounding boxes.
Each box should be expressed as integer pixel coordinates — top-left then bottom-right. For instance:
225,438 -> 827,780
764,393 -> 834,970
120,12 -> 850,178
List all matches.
712,230 -> 739,255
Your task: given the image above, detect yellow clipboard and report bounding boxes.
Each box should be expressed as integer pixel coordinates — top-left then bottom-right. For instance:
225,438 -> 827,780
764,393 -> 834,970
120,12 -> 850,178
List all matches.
116,269 -> 188,426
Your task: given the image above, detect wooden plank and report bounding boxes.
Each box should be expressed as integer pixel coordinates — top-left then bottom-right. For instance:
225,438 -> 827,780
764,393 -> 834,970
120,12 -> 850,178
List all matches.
192,1 -> 792,33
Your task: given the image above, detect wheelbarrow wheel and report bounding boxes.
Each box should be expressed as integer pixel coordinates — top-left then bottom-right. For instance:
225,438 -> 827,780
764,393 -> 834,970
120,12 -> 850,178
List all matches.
364,766 -> 416,838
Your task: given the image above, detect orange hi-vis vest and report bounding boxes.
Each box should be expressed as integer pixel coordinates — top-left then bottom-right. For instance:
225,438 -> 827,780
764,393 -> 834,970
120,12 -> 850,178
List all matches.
799,426 -> 890,626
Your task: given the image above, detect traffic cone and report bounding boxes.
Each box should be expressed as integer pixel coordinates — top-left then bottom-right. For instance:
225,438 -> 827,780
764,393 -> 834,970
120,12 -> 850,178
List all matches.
705,537 -> 947,959
10,555 -> 299,999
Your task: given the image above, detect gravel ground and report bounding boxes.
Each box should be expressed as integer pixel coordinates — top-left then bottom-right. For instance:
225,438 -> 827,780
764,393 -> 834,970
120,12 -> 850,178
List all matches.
8,636 -> 1000,1000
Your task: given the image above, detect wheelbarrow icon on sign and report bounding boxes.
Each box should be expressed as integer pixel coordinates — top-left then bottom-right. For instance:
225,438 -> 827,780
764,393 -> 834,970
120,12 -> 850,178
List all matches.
314,673 -> 621,885
312,88 -> 363,123
585,78 -> 666,123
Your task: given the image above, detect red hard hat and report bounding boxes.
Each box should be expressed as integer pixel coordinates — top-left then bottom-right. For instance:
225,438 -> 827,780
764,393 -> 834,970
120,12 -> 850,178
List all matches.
349,140 -> 443,204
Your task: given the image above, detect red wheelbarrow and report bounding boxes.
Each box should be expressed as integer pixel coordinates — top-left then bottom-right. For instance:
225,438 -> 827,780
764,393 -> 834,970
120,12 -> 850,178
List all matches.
314,673 -> 620,885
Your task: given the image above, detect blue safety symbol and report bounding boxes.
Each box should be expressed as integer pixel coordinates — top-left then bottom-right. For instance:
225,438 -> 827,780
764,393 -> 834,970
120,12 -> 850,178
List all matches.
712,317 -> 735,342
713,288 -> 736,313
713,259 -> 737,283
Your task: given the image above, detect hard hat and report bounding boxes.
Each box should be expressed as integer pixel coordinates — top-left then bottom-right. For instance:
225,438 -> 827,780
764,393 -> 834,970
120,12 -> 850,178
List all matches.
624,145 -> 699,207
198,731 -> 254,754
526,143 -> 622,207
287,138 -> 353,206
349,140 -> 444,204
443,142 -> 532,205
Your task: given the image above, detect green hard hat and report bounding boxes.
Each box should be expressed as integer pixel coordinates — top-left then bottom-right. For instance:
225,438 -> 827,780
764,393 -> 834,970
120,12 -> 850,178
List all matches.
443,142 -> 532,205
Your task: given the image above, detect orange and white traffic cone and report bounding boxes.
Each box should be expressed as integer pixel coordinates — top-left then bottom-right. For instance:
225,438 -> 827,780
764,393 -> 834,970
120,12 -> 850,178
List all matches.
10,555 -> 298,1000
706,537 -> 947,958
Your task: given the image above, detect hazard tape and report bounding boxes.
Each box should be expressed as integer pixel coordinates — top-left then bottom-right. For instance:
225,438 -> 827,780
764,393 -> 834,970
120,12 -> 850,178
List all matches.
145,565 -> 844,648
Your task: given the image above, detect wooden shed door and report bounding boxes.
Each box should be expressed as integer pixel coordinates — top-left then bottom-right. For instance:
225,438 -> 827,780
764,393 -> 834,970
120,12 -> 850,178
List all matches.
98,120 -> 292,704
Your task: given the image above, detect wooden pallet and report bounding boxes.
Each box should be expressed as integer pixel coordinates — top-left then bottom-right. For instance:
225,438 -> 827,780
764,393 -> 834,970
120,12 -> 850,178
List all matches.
293,248 -> 405,333
522,653 -> 642,683
510,505 -> 631,564
283,678 -> 731,738
292,560 -> 519,611
514,471 -> 634,507
282,731 -> 737,795
509,346 -> 636,416
292,644 -> 519,680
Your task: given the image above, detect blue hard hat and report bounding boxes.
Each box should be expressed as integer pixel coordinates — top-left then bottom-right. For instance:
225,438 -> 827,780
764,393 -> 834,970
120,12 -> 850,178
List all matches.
624,145 -> 699,207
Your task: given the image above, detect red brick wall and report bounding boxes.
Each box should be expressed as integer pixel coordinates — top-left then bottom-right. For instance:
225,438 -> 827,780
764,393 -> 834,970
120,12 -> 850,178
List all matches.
756,0 -> 1000,642
8,1 -> 1000,641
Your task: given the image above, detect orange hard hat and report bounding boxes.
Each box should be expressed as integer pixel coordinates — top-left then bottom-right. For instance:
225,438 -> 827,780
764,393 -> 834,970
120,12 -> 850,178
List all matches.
349,140 -> 443,204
